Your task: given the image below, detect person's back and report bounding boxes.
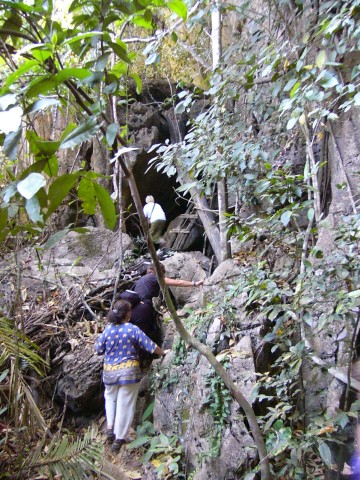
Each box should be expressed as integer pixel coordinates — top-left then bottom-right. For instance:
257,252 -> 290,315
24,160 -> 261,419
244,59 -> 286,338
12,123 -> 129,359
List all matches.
118,289 -> 156,335
143,195 -> 166,247
143,201 -> 166,223
133,272 -> 160,302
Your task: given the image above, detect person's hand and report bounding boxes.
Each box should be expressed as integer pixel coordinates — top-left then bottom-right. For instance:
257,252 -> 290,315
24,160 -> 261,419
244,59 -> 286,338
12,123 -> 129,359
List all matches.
192,280 -> 204,287
162,349 -> 171,356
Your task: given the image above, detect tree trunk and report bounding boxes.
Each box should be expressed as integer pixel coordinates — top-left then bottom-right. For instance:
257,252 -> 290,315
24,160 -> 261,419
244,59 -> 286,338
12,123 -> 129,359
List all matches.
212,0 -> 230,262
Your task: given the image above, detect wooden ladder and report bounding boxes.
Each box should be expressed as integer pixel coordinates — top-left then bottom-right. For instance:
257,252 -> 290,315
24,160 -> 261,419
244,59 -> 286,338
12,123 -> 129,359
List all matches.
169,205 -> 198,250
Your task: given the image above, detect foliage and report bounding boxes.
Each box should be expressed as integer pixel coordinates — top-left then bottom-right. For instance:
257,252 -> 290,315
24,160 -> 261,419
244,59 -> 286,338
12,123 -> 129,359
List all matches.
202,360 -> 232,457
0,0 -> 359,477
128,401 -> 185,479
0,0 -> 191,242
0,316 -> 47,376
226,214 -> 360,477
19,426 -> 104,480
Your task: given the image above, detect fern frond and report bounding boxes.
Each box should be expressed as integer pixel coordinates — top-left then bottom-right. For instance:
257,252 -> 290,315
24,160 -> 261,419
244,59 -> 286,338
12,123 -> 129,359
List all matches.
0,317 -> 48,376
20,427 -> 104,480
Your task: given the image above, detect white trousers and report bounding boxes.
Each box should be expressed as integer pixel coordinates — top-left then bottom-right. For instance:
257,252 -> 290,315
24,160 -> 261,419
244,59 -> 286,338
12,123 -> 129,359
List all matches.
104,382 -> 140,440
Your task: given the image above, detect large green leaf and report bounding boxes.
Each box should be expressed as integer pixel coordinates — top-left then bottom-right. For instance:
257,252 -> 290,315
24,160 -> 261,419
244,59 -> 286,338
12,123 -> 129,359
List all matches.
26,131 -> 61,156
106,123 -> 118,147
108,41 -> 131,64
94,183 -> 116,229
0,93 -> 17,110
24,98 -> 60,115
78,177 -> 96,215
17,173 -> 46,200
61,31 -> 104,45
26,78 -> 57,98
19,158 -> 52,179
46,173 -> 79,217
25,196 -> 43,223
60,117 -> 100,149
0,59 -> 39,94
54,68 -> 92,82
3,128 -> 22,160
0,106 -> 23,134
130,72 -> 142,94
43,156 -> 59,177
168,0 -> 187,20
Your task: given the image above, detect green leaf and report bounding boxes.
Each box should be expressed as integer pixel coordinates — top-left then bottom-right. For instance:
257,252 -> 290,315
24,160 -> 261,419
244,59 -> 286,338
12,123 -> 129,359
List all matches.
94,183 -> 116,229
130,73 -> 142,94
42,227 -> 71,250
26,132 -> 61,157
142,401 -> 155,422
17,173 -> 46,199
128,435 -> 151,449
24,98 -> 60,115
168,0 -> 187,20
133,12 -> 153,29
54,68 -> 92,83
348,290 -> 360,298
290,81 -> 301,98
145,53 -> 160,65
3,128 -> 22,160
316,50 -> 327,69
26,78 -> 57,98
108,41 -> 131,64
307,208 -> 314,221
19,158 -> 51,179
0,207 -> 8,231
60,117 -> 100,149
286,117 -> 298,130
61,31 -> 104,46
78,178 -> 96,215
319,442 -> 332,466
0,106 -> 23,134
30,48 -> 53,63
47,173 -> 79,217
43,156 -> 59,177
106,123 -> 118,147
280,210 -> 292,226
25,196 -> 43,223
0,60 -> 39,94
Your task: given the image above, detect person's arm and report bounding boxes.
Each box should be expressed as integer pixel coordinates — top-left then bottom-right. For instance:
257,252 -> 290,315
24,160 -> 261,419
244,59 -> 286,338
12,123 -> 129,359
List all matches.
95,331 -> 106,355
164,277 -> 204,287
154,346 -> 170,356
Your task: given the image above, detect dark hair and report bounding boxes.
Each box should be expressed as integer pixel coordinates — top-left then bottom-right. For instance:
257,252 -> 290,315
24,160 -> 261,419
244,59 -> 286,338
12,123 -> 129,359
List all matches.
106,299 -> 131,325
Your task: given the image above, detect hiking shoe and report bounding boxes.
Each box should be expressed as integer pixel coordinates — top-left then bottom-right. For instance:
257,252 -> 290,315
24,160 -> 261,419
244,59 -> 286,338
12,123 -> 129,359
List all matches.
111,439 -> 125,453
105,429 -> 115,443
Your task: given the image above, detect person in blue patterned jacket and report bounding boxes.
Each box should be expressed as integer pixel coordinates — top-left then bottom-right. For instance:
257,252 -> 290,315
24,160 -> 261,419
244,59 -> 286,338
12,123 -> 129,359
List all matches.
96,299 -> 168,453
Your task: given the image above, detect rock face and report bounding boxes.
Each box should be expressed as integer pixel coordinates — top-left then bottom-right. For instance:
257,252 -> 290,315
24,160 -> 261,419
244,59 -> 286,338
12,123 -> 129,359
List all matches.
303,109 -> 360,422
1,227 -> 133,306
153,259 -> 260,479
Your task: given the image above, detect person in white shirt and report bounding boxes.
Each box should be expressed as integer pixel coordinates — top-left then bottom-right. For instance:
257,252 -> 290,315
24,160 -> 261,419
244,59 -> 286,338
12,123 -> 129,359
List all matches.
143,195 -> 166,247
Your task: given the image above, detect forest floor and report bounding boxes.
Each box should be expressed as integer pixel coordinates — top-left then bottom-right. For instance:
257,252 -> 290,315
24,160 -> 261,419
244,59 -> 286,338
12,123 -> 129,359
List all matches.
99,425 -> 152,480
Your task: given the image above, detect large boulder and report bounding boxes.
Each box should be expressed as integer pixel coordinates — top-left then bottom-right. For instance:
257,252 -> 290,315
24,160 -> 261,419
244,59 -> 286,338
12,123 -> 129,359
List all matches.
1,227 -> 133,309
52,250 -> 210,415
162,251 -> 210,307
